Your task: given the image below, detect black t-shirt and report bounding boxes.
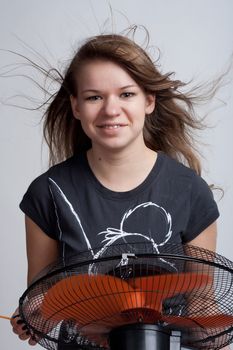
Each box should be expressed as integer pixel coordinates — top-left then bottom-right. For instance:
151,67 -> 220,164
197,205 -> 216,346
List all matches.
20,151 -> 219,262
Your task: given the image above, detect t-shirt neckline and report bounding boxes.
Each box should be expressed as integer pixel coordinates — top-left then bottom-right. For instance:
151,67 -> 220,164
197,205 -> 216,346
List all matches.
81,151 -> 164,200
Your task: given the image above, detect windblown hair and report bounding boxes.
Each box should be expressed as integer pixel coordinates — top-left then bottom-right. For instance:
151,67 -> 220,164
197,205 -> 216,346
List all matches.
43,33 -> 206,174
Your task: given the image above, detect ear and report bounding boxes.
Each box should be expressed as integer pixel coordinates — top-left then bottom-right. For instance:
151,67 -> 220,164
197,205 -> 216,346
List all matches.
70,95 -> 80,120
145,94 -> 156,115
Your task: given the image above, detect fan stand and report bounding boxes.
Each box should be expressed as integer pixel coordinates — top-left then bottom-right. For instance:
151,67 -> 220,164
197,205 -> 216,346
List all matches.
109,324 -> 181,350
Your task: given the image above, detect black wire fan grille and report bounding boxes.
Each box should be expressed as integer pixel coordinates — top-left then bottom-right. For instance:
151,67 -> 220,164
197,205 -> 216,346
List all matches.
18,243 -> 233,350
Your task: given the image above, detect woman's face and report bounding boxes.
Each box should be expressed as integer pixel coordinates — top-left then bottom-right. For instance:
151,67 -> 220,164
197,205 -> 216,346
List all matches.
70,60 -> 155,154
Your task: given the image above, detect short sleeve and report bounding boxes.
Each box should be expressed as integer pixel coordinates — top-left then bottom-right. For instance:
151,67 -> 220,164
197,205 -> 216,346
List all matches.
19,172 -> 59,240
182,174 -> 220,243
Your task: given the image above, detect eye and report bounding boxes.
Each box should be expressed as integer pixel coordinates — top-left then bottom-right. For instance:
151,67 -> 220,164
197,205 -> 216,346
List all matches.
85,95 -> 102,101
121,92 -> 135,98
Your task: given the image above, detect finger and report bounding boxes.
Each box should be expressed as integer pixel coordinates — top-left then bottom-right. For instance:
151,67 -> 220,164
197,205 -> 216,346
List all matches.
28,337 -> 38,346
16,319 -> 24,325
11,309 -> 20,320
10,316 -> 22,327
19,332 -> 31,341
12,327 -> 23,335
10,316 -> 18,327
12,324 -> 28,336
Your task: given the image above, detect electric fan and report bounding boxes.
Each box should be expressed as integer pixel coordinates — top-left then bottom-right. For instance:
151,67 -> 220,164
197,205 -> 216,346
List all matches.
18,243 -> 233,350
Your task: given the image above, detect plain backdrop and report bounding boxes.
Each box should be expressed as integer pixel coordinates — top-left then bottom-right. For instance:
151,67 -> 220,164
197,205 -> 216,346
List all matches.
0,0 -> 233,349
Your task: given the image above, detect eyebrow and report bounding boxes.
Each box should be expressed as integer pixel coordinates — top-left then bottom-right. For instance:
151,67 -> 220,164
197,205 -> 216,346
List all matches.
81,85 -> 138,94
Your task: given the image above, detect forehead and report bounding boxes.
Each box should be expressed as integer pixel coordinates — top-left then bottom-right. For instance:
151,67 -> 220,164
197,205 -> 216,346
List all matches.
76,59 -> 138,89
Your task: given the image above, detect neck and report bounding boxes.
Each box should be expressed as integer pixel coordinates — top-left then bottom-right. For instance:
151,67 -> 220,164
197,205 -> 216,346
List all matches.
87,146 -> 157,192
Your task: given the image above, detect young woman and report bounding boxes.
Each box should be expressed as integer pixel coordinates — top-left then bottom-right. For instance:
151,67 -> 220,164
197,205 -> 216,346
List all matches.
11,33 -> 220,348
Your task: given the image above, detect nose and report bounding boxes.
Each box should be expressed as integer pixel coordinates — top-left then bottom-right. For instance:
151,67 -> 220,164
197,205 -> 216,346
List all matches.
102,96 -> 121,117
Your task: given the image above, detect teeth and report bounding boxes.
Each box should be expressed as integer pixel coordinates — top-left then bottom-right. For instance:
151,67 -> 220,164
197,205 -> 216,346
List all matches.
102,125 -> 121,129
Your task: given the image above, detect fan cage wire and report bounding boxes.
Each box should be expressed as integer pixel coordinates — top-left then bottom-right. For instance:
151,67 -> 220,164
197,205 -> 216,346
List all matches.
18,243 -> 233,350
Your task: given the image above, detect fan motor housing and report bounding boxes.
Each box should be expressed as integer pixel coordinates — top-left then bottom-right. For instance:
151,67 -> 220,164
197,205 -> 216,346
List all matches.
109,324 -> 181,350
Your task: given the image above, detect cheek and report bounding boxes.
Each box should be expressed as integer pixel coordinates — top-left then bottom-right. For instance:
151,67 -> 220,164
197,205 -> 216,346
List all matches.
78,109 -> 96,132
81,103 -> 100,117
76,105 -> 90,122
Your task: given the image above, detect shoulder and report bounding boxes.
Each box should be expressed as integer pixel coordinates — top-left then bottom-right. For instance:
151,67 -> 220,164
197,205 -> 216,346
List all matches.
19,155 -> 83,238
26,155 -> 81,192
159,152 -> 196,177
158,152 -> 217,212
158,153 -> 219,242
159,152 -> 209,190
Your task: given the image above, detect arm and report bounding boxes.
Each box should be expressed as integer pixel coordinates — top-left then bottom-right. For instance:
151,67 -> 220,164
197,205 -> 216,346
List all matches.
187,221 -> 217,252
187,222 -> 230,350
11,215 -> 59,345
25,215 -> 59,285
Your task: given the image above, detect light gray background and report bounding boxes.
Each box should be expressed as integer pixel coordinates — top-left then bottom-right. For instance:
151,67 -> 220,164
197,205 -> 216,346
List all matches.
0,0 -> 232,349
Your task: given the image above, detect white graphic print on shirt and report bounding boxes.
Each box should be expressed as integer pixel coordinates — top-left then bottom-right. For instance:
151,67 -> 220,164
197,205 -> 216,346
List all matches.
49,177 -> 176,271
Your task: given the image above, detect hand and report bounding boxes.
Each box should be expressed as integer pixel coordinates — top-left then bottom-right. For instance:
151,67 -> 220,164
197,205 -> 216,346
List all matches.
10,307 -> 37,346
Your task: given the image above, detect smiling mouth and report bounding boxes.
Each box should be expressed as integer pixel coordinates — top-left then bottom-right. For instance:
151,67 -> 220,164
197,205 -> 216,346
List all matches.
97,124 -> 127,129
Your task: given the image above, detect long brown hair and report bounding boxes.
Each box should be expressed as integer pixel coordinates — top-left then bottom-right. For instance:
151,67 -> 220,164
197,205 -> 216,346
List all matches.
43,33 -> 207,174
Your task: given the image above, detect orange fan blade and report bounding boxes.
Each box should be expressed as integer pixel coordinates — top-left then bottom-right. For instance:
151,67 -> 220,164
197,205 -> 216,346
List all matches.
41,274 -> 145,324
162,314 -> 233,329
128,273 -> 212,311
